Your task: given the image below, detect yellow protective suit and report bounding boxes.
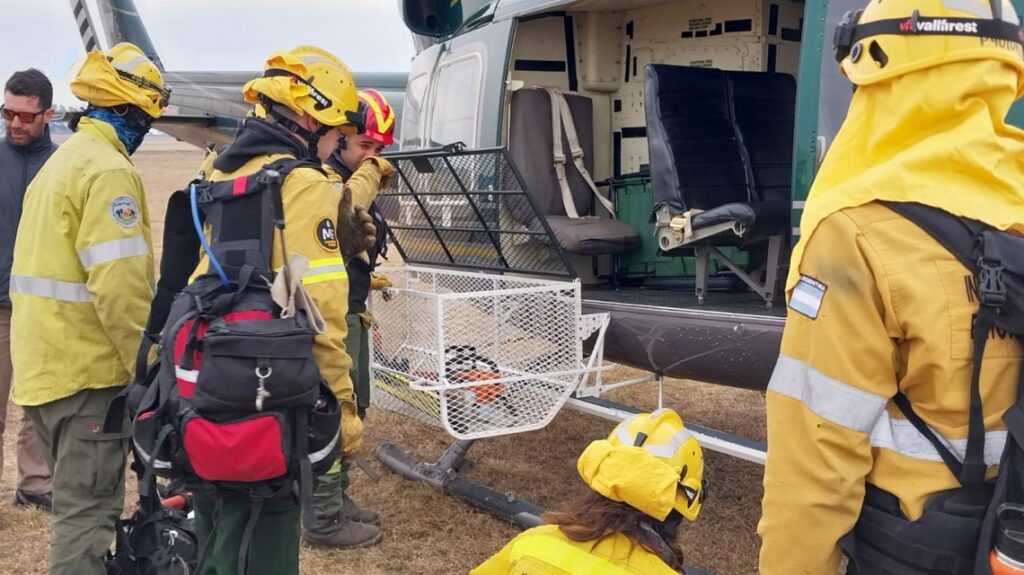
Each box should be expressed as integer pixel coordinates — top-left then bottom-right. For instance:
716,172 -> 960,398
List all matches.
197,153 -> 364,455
470,524 -> 678,575
759,60 -> 1024,573
10,117 -> 154,406
324,156 -> 392,211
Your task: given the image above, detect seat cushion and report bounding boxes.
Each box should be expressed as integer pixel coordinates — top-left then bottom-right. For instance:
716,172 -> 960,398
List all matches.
691,200 -> 790,235
546,216 -> 641,255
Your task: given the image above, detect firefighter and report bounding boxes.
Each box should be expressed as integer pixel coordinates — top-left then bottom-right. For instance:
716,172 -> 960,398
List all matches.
10,43 -> 167,575
471,409 -> 706,574
305,89 -> 395,549
188,45 -> 375,575
758,1 -> 1024,573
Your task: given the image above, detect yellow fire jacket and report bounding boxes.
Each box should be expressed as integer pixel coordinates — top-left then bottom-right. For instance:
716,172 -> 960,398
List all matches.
323,156 -> 392,210
758,202 -> 1022,574
471,524 -> 678,575
11,117 -> 154,406
198,152 -> 363,454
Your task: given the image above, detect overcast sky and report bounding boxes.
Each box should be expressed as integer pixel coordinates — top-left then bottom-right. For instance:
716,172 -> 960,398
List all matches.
0,0 -> 416,108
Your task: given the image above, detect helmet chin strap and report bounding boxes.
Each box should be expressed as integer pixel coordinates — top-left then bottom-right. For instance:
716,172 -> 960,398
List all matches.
261,97 -> 328,160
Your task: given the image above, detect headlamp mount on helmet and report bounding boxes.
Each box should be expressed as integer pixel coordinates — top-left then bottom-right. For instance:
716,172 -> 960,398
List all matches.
834,0 -> 1024,64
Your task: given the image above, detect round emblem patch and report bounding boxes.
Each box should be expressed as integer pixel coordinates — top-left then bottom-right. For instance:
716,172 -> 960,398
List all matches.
109,196 -> 140,228
316,218 -> 338,251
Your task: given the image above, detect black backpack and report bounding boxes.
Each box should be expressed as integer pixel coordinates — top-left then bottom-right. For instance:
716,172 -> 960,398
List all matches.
106,470 -> 198,575
106,157 -> 341,572
841,202 -> 1024,575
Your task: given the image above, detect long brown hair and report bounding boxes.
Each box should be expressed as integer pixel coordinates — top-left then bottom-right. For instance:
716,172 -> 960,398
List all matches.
542,491 -> 685,571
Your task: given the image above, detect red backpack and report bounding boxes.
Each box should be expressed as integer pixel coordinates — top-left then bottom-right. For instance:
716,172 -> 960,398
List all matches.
106,158 -> 340,556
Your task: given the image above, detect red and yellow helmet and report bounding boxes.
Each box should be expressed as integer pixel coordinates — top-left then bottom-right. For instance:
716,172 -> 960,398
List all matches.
358,89 -> 396,146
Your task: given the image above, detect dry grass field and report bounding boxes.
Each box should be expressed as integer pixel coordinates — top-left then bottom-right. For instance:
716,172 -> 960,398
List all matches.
0,137 -> 767,575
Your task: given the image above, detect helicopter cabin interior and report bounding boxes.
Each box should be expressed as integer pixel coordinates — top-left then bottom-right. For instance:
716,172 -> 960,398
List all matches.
501,0 -> 807,310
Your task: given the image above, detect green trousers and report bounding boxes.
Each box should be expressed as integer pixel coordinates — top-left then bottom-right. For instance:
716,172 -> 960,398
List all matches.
311,456 -> 352,519
193,491 -> 301,575
309,312 -> 369,521
24,386 -> 129,575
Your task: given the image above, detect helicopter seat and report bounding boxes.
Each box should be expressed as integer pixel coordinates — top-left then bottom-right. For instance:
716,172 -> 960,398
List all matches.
645,64 -> 795,305
508,87 -> 640,256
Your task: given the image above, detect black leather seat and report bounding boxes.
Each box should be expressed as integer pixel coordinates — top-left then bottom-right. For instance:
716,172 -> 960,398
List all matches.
645,64 -> 795,305
508,88 -> 640,256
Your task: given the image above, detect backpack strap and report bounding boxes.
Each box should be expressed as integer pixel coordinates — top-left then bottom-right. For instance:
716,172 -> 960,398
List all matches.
367,201 -> 389,270
892,393 -> 964,478
146,185 -> 206,347
883,202 -> 1007,497
296,405 -> 317,532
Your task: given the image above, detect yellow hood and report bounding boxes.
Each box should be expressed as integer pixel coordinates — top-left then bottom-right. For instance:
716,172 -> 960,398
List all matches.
788,59 -> 1024,292
576,439 -> 681,521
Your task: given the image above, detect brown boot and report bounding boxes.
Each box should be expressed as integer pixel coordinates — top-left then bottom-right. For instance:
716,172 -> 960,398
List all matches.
341,495 -> 380,525
303,513 -> 382,549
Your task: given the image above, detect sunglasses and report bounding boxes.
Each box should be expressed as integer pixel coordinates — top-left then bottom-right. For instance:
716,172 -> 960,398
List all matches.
0,106 -> 46,123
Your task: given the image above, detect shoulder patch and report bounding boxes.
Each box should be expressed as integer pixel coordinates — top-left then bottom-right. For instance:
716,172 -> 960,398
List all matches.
315,218 -> 339,251
789,275 -> 827,320
109,196 -> 140,228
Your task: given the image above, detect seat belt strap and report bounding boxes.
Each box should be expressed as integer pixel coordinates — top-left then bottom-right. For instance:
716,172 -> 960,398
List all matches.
545,88 -> 616,219
547,88 -> 581,219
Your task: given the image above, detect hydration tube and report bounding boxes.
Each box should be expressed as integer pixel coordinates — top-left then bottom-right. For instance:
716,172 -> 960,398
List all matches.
190,182 -> 230,289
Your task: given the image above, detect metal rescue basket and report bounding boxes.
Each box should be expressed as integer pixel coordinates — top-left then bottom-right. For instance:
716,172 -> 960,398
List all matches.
369,145 -> 608,439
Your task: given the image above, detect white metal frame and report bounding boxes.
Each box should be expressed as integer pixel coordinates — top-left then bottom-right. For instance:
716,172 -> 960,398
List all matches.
372,265 -> 611,439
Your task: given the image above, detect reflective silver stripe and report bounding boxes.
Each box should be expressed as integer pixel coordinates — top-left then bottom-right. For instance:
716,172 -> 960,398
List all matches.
869,411 -> 1006,466
768,355 -> 888,433
133,437 -> 171,470
308,431 -> 340,464
771,355 -> 1007,465
78,236 -> 149,268
303,264 -> 346,277
643,428 -> 694,458
614,420 -> 634,446
111,54 -> 150,73
175,367 -> 198,383
297,54 -> 335,67
613,411 -> 694,458
10,275 -> 91,303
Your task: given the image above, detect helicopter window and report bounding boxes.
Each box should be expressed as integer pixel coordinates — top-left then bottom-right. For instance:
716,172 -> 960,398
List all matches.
401,72 -> 430,149
429,53 -> 483,147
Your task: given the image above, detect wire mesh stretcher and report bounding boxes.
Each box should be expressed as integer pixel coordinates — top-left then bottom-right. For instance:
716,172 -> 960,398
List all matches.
370,146 -> 608,439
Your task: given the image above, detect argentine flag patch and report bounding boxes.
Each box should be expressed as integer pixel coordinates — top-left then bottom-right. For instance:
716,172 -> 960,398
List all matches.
790,275 -> 827,320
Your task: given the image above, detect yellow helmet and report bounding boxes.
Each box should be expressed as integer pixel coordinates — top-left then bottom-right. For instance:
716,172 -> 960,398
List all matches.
71,43 -> 170,118
577,408 -> 706,522
834,0 -> 1024,93
243,45 -> 360,131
